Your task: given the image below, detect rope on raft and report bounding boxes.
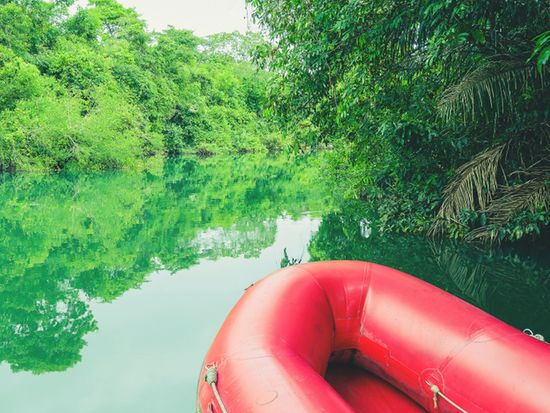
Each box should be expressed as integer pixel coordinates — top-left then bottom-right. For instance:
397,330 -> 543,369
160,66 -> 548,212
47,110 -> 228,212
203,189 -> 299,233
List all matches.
523,328 -> 545,342
205,365 -> 229,413
429,384 -> 468,413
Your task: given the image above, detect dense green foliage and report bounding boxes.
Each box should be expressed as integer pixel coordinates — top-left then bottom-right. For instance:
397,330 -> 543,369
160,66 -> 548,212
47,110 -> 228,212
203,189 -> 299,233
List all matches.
250,0 -> 550,243
0,0 -> 283,171
0,154 -> 330,373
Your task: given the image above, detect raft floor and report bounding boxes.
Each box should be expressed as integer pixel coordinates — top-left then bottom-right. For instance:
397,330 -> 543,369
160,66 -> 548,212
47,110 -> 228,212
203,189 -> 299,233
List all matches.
326,364 -> 427,413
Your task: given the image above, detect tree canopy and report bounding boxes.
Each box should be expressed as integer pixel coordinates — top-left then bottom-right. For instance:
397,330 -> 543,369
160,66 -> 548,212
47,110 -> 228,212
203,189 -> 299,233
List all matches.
0,0 -> 284,172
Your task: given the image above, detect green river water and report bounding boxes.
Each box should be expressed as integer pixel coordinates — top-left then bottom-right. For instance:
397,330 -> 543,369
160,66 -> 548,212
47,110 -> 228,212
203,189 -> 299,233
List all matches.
0,155 -> 548,413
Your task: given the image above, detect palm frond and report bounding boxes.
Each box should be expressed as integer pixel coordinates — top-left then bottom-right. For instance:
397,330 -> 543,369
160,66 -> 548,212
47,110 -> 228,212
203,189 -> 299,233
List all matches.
466,172 -> 549,243
487,175 -> 549,224
430,143 -> 507,234
438,61 -> 548,125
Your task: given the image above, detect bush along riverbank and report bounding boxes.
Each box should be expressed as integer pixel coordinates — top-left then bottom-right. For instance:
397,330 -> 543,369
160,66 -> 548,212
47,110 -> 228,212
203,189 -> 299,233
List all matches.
0,0 -> 286,172
249,0 -> 550,245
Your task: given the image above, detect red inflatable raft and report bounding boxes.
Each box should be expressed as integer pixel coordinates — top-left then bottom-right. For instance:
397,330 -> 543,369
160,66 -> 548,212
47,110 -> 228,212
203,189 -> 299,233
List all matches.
197,261 -> 550,412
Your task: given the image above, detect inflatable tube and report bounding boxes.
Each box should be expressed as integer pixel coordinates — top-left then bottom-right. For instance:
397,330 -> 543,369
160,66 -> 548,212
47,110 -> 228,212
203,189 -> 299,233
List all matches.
197,261 -> 550,412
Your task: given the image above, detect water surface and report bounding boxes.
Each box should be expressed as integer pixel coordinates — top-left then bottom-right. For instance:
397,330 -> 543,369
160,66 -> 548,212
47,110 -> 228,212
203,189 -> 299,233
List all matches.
0,155 -> 548,412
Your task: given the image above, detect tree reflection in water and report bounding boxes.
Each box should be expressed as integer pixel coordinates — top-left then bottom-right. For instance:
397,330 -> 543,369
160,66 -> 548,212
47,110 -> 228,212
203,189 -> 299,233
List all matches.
308,204 -> 550,338
0,155 -> 329,374
0,156 -> 547,376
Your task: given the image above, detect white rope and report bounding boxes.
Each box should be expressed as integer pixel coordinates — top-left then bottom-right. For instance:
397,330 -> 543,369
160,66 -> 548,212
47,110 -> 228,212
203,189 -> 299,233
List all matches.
523,328 -> 545,342
205,365 -> 229,413
429,384 -> 468,413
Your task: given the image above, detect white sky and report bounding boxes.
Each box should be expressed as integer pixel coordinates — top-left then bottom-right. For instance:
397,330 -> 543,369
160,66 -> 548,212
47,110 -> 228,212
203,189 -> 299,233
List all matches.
75,0 -> 254,36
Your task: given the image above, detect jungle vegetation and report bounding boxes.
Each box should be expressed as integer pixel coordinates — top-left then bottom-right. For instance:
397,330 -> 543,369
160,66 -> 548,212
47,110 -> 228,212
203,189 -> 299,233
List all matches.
249,0 -> 550,244
1,0 -> 548,244
0,0 -> 283,172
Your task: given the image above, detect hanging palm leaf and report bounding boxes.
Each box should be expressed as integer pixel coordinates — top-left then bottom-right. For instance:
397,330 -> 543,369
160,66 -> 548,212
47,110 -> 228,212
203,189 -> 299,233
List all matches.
430,143 -> 507,234
438,60 -> 548,125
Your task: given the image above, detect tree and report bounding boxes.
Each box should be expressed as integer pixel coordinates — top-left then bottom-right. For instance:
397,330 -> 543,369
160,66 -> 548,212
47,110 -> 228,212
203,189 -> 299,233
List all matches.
87,0 -> 149,48
0,46 -> 44,110
0,3 -> 33,55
